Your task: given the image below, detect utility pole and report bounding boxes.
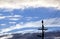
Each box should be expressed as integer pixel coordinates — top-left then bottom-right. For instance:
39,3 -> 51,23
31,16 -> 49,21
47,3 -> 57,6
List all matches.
37,20 -> 47,39
42,20 -> 44,39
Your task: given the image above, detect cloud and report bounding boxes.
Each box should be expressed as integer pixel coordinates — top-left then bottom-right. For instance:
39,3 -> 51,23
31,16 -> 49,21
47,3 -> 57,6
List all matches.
0,24 -> 6,26
9,22 -> 16,24
0,23 -> 37,33
0,8 -> 13,12
0,12 -> 22,20
14,29 -> 40,34
7,15 -> 22,18
0,17 -> 60,34
9,18 -> 20,20
25,17 -> 33,21
0,34 -> 13,39
0,0 -> 60,9
7,15 -> 22,20
0,21 -> 41,34
44,18 -> 60,27
25,17 -> 39,21
0,16 -> 6,19
0,15 -> 22,20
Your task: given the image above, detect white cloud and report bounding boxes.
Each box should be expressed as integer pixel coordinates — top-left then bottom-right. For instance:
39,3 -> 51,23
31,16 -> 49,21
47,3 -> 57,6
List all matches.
7,15 -> 22,20
25,17 -> 39,21
0,17 -> 60,34
9,18 -> 20,20
7,15 -> 22,18
20,22 -> 24,25
9,22 -> 16,24
0,34 -> 13,39
0,15 -> 22,20
0,21 -> 40,33
0,0 -> 60,9
0,8 -> 13,12
14,29 -> 40,34
25,17 -> 33,21
0,24 -> 6,26
44,18 -> 60,27
0,16 -> 6,19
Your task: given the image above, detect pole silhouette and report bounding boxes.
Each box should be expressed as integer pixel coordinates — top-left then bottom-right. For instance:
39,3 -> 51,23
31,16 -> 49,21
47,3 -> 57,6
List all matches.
42,20 -> 44,39
37,20 -> 47,39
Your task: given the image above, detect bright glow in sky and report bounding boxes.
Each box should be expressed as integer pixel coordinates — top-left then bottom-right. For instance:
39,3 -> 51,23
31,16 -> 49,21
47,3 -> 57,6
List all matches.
0,0 -> 60,9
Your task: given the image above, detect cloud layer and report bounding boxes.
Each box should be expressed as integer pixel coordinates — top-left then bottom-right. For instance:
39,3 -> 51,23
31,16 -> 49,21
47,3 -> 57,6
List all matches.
0,5 -> 60,35
0,0 -> 60,9
0,18 -> 60,35
0,34 -> 13,39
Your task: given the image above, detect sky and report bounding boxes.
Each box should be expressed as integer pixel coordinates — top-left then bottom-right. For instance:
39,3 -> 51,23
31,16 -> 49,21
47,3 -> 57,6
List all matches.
0,0 -> 60,35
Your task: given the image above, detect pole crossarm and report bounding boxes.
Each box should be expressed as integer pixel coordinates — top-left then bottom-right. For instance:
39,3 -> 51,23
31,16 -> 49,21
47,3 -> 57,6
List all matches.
38,28 -> 47,30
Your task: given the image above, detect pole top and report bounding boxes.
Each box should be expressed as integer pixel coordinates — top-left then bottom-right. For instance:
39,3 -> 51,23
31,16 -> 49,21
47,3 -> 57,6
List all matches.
42,20 -> 43,23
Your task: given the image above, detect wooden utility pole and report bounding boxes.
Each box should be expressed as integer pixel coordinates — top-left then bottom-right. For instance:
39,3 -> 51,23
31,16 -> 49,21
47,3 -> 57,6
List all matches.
42,20 -> 44,39
37,20 -> 47,39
